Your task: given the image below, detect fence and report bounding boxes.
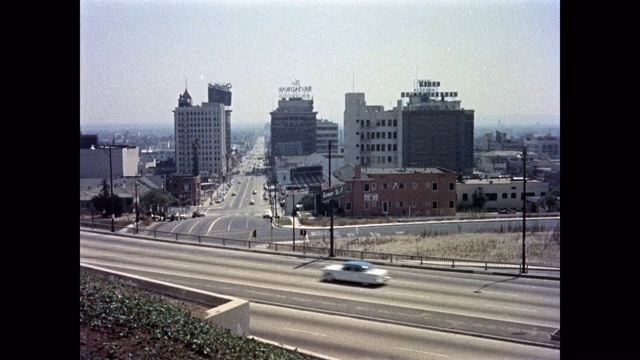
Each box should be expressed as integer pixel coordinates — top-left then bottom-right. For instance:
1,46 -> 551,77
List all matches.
80,220 -> 560,278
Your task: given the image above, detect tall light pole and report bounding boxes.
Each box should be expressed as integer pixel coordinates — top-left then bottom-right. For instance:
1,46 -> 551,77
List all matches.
518,146 -> 527,273
92,144 -> 116,232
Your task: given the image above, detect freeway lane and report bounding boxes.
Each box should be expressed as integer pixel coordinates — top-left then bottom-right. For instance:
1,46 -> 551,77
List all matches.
80,231 -> 560,359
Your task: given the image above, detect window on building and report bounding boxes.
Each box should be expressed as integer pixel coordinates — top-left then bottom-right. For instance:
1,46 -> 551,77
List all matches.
395,201 -> 399,208
346,184 -> 352,192
371,201 -> 376,208
364,202 -> 369,210
388,156 -> 392,162
449,182 -> 455,191
449,200 -> 455,209
511,193 -> 516,198
412,182 -> 417,190
382,183 -> 388,189
399,183 -> 405,189
346,202 -> 351,210
393,119 -> 397,126
432,201 -> 438,209
364,183 -> 370,192
412,201 -> 417,208
502,193 -> 508,199
371,183 -> 377,191
432,183 -> 438,191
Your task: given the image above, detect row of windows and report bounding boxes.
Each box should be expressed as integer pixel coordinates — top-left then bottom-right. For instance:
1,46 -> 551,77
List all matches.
356,119 -> 398,127
460,191 -> 544,201
177,157 -> 223,162
359,131 -> 398,140
346,182 -> 455,192
176,120 -> 219,126
345,200 -> 455,210
357,156 -> 396,164
360,143 -> 397,152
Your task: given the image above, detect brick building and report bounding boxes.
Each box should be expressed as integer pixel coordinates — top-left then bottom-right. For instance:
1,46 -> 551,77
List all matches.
334,164 -> 457,217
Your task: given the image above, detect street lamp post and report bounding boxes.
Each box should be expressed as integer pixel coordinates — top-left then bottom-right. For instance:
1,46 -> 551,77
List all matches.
92,144 -> 116,232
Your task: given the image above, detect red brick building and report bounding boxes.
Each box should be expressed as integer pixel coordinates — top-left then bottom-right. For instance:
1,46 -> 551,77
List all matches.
165,175 -> 201,207
335,164 -> 457,217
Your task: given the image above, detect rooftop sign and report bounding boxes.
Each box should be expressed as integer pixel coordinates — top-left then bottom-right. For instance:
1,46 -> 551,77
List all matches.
279,79 -> 312,100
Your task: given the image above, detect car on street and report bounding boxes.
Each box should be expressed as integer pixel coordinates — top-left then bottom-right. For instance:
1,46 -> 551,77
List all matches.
262,209 -> 272,218
249,199 -> 255,205
232,192 -> 237,196
252,190 -> 257,194
321,260 -> 390,286
192,210 -> 205,218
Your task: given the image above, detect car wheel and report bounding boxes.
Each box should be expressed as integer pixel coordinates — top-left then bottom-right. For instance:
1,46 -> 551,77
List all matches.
323,273 -> 334,282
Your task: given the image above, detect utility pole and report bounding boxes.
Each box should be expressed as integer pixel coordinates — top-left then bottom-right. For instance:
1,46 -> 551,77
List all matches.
292,190 -> 296,251
521,146 -> 527,273
329,140 -> 334,257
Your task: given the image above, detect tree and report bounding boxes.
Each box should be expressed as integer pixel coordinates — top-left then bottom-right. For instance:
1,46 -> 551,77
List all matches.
537,193 -> 558,212
90,179 -> 123,217
192,138 -> 200,176
472,189 -> 487,211
139,188 -> 179,216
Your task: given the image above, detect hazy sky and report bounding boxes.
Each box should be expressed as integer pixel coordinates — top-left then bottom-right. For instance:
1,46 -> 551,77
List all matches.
80,0 -> 560,129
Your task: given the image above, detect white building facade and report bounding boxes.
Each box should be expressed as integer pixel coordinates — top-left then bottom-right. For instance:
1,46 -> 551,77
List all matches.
80,146 -> 140,179
457,177 -> 550,212
343,93 -> 403,168
173,88 -> 227,181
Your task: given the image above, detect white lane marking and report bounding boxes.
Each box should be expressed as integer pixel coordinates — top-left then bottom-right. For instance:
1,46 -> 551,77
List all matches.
486,303 -> 537,312
396,347 -> 449,357
283,328 -> 328,337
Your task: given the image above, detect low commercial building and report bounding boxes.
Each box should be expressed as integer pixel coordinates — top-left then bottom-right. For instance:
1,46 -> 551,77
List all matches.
457,177 -> 550,212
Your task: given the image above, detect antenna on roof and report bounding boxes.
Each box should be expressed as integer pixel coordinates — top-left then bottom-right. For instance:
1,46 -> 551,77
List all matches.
185,77 -> 188,91
352,72 -> 355,92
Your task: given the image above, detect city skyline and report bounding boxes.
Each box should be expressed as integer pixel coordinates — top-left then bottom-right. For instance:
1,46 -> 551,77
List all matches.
80,0 -> 560,129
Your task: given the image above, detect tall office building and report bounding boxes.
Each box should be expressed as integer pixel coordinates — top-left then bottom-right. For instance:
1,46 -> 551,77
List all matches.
270,80 -> 317,158
316,118 -> 339,155
173,83 -> 230,181
343,79 -> 474,176
343,93 -> 403,168
401,80 -> 474,176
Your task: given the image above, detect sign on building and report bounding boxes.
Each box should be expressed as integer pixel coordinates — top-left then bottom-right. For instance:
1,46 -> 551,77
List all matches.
321,185 -> 344,201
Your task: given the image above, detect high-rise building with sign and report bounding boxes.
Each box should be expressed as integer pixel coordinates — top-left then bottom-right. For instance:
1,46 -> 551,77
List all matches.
344,79 -> 474,176
173,84 -> 230,181
270,80 -> 317,158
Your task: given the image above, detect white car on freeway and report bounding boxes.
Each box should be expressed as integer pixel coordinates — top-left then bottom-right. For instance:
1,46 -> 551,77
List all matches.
321,260 -> 390,286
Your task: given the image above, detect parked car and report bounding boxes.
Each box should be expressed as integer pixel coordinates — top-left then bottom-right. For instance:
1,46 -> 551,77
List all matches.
249,199 -> 255,205
232,192 -> 237,196
262,209 -> 272,218
192,210 -> 205,218
321,260 -> 390,286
